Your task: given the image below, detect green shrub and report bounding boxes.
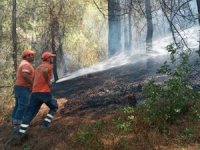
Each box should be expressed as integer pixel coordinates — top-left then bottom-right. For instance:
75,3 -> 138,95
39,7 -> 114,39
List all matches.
182,127 -> 195,140
189,99 -> 200,120
73,125 -> 104,149
95,120 -> 106,130
75,125 -> 94,144
141,44 -> 200,132
23,144 -> 31,150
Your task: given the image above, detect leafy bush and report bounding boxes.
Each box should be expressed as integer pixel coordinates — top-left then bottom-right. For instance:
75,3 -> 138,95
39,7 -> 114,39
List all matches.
182,127 -> 195,140
141,44 -> 200,132
189,99 -> 200,120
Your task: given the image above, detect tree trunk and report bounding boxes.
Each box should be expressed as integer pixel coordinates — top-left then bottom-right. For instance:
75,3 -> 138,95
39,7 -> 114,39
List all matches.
0,18 -> 3,44
31,0 -> 37,49
50,8 -> 59,81
57,23 -> 67,76
0,6 -> 3,44
57,0 -> 67,77
108,0 -> 121,57
124,14 -> 129,51
124,0 -> 132,51
128,0 -> 132,50
197,0 -> 200,52
12,0 -> 17,77
197,0 -> 200,24
145,0 -> 153,52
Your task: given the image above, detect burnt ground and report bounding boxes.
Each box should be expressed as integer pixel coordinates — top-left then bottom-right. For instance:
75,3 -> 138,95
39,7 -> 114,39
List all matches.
53,58 -> 159,99
52,54 -> 200,118
52,57 -> 167,118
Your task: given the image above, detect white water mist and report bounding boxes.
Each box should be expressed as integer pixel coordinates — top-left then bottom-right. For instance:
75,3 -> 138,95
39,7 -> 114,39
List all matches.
57,24 -> 199,83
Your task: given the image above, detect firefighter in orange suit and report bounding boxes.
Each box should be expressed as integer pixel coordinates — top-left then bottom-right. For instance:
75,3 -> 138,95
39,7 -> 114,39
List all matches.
17,51 -> 58,136
12,50 -> 36,131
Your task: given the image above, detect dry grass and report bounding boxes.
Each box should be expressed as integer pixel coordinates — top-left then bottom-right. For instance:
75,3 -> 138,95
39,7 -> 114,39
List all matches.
0,88 -> 14,123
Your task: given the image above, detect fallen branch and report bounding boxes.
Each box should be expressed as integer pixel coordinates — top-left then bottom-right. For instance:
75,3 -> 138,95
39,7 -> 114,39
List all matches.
0,85 -> 12,88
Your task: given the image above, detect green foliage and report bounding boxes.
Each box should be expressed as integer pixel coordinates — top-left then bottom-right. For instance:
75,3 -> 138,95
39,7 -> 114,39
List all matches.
1,0 -> 107,76
123,106 -> 135,114
114,108 -> 135,132
76,130 -> 93,144
189,99 -> 200,120
95,120 -> 106,130
112,106 -> 136,133
182,127 -> 194,140
117,121 -> 131,132
141,44 -> 200,132
73,125 -> 104,150
23,144 -> 31,150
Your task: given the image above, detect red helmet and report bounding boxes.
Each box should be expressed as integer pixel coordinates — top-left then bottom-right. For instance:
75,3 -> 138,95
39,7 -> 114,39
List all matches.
42,51 -> 56,60
22,50 -> 36,57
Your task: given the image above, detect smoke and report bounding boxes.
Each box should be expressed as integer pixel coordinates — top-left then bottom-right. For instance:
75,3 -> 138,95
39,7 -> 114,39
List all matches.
57,24 -> 199,83
56,0 -> 199,83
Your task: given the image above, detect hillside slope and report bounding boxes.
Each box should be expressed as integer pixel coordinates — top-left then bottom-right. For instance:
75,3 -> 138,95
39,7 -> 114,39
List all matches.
1,54 -> 199,150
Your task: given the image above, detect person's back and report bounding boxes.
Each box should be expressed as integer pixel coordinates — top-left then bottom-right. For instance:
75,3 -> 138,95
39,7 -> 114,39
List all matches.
15,60 -> 34,87
32,62 -> 52,93
12,50 -> 36,131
